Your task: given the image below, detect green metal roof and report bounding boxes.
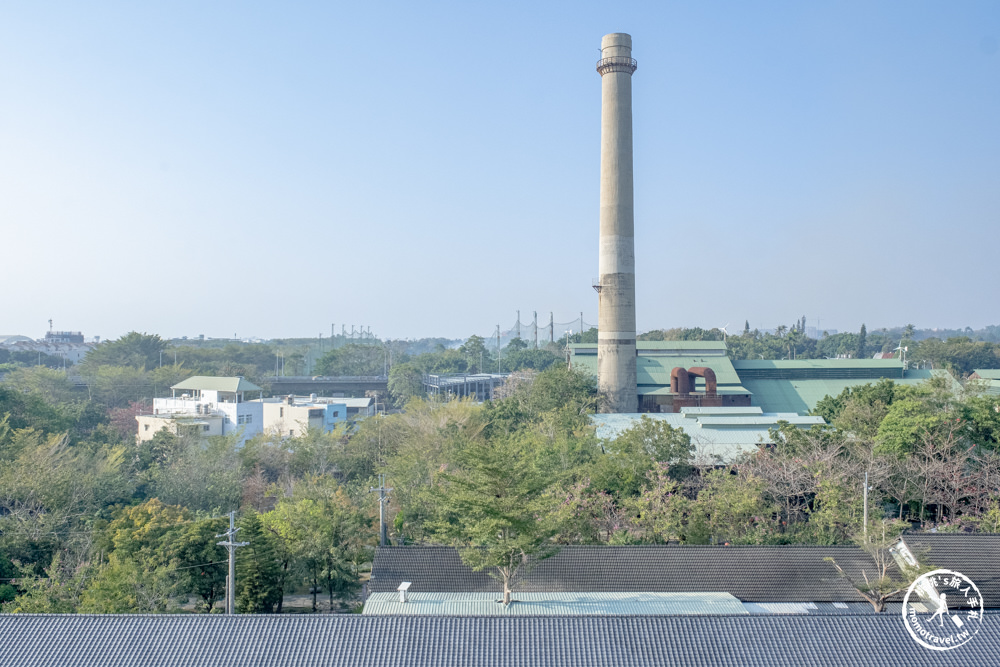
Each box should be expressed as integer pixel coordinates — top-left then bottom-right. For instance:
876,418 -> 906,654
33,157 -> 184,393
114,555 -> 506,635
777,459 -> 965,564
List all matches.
362,591 -> 748,616
742,370 -> 956,415
568,341 -> 727,351
974,369 -> 1000,380
170,376 -> 263,393
592,412 -> 825,463
732,359 -> 904,381
733,359 -> 905,370
638,385 -> 751,396
571,354 -> 743,387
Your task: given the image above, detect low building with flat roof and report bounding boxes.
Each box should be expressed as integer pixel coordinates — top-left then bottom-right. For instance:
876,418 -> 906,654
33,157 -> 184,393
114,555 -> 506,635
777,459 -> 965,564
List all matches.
138,376 -> 265,446
592,407 -> 824,463
363,591 -> 748,616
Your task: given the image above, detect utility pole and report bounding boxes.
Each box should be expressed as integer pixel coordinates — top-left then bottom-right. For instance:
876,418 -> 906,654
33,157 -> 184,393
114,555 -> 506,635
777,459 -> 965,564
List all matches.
549,312 -> 554,343
580,312 -> 584,337
863,472 -> 869,539
516,311 -> 520,339
216,511 -> 248,615
533,311 -> 538,349
496,324 -> 501,373
370,474 -> 393,547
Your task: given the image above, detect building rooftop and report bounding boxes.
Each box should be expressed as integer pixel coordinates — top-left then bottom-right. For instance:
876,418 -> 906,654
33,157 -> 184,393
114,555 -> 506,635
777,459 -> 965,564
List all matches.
571,353 -> 744,388
3,613 -> 997,667
592,410 -> 824,463
363,591 -> 747,616
371,545 -> 880,602
568,341 -> 728,352
170,376 -> 263,393
740,369 -> 955,415
370,538 -> 1000,606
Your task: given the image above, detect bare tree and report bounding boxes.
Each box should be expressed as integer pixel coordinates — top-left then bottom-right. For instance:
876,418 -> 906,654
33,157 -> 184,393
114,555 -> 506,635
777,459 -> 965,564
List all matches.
826,519 -> 922,612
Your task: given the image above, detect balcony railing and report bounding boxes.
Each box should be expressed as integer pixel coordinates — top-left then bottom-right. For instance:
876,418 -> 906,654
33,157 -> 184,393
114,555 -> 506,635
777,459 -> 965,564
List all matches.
596,56 -> 637,76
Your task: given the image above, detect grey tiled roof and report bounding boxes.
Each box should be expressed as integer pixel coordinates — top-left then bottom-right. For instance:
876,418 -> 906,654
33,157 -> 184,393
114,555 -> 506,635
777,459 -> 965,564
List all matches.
2,613 -> 999,667
370,545 -> 885,602
903,534 -> 1000,608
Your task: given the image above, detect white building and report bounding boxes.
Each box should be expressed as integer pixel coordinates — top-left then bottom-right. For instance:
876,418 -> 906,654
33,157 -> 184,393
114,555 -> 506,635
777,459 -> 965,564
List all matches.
136,378 -> 350,444
260,395 -> 348,438
137,376 -> 265,446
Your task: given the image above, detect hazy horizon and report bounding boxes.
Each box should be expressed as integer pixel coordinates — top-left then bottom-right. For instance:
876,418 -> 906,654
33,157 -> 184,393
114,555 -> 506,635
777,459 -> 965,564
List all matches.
3,2 -> 998,342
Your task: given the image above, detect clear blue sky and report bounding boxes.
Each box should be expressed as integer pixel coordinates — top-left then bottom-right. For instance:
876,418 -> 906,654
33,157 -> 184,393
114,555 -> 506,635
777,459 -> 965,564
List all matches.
2,1 -> 997,341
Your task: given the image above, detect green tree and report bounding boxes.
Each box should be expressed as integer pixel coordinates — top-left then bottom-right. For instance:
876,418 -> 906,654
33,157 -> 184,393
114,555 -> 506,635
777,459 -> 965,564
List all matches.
236,510 -> 283,613
173,518 -> 229,612
264,477 -> 372,611
388,362 -> 423,406
83,332 -> 169,370
433,436 -> 559,604
0,367 -> 77,404
856,324 -> 868,359
314,343 -> 383,376
3,554 -> 89,613
460,335 -> 489,372
876,399 -> 945,455
79,553 -> 174,613
687,468 -> 776,545
591,416 -> 693,498
505,337 -> 528,352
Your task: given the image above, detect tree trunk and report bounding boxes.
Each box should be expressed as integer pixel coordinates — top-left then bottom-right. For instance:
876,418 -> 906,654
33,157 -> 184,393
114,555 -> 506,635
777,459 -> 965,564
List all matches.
503,578 -> 512,606
312,576 -> 318,613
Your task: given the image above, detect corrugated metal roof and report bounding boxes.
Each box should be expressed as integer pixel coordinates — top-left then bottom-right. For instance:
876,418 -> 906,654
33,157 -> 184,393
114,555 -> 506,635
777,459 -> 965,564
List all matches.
6,613 -> 1000,667
170,376 -> 263,393
743,370 -> 957,414
973,369 -> 1000,380
572,354 -> 743,387
733,359 -> 905,371
568,341 -> 727,351
638,385 -> 751,396
591,412 -> 821,462
695,416 -> 824,426
371,545 -> 898,602
679,406 -> 763,415
363,592 -> 748,616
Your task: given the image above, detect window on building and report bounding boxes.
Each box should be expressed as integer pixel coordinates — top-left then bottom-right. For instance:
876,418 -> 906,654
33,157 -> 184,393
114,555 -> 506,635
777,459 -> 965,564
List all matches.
203,425 -> 210,432
279,407 -> 284,418
144,424 -> 149,431
289,429 -> 294,437
333,411 -> 339,417
246,414 -> 252,424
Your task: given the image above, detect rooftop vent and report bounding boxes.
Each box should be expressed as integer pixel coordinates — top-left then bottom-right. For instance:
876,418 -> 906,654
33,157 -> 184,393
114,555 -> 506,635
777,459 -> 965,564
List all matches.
398,581 -> 411,603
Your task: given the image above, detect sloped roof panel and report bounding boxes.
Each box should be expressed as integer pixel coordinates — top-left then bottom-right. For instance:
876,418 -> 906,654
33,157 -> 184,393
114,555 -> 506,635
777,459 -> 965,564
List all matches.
170,376 -> 263,393
362,591 -> 748,616
4,614 -> 1000,667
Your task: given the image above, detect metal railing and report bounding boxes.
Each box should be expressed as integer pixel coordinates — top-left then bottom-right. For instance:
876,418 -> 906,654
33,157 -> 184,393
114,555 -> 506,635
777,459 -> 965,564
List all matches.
596,56 -> 637,75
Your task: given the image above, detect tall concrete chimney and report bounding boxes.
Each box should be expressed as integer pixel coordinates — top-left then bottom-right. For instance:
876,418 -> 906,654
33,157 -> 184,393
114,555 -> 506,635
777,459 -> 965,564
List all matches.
596,33 -> 638,413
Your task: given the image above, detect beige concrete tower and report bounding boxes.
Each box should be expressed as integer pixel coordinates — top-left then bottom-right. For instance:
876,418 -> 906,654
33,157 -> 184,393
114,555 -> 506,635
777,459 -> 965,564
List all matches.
596,32 -> 638,413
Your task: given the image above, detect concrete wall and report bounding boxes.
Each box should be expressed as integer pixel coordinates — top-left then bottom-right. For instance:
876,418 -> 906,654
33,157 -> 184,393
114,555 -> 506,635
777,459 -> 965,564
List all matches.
261,400 -> 346,437
136,414 -> 224,443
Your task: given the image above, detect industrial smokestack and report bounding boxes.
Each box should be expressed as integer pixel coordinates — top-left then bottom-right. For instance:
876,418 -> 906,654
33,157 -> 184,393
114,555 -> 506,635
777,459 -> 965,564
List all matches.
596,33 -> 638,413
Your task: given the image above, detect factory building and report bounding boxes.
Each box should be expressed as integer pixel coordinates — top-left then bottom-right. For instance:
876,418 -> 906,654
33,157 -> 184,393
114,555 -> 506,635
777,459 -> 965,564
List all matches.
569,340 -> 954,416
